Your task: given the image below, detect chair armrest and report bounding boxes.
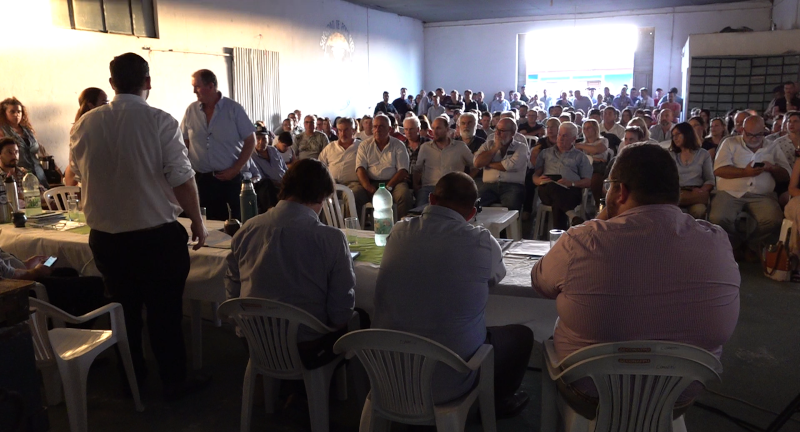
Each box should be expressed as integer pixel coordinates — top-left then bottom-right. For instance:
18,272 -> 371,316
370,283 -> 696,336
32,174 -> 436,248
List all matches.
543,339 -> 566,380
31,298 -> 122,325
465,344 -> 494,371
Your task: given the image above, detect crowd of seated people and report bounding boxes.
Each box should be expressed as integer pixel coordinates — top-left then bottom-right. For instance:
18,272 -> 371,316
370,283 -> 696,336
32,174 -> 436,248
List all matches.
10,60 -> 796,426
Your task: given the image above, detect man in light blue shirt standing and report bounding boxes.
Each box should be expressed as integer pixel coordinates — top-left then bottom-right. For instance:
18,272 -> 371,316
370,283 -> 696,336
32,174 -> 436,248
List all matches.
181,69 -> 256,220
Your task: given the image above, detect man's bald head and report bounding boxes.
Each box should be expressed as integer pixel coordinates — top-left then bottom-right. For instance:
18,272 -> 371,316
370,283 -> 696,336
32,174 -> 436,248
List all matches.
497,118 -> 518,133
430,172 -> 478,220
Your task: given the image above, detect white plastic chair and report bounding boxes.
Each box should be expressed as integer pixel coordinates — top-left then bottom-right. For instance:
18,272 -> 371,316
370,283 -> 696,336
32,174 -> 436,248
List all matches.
43,185 -> 80,211
333,329 -> 497,432
28,298 -> 143,432
322,194 -> 346,229
336,184 -> 359,223
540,339 -> 722,432
533,188 -> 553,240
216,298 -> 350,432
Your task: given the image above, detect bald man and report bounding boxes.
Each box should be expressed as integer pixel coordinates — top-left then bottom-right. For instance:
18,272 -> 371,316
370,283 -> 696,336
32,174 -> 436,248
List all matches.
473,118 -> 529,210
710,115 -> 791,261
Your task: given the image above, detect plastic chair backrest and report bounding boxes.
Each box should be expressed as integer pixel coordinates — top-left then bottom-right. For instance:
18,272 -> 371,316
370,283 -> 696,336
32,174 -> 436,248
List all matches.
333,329 -> 472,423
28,305 -> 56,365
43,186 -> 80,211
322,194 -> 345,229
553,341 -> 722,432
335,184 -> 358,223
217,298 -> 336,377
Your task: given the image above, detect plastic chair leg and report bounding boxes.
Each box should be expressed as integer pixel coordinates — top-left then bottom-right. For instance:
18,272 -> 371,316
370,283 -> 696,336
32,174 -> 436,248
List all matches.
303,366 -> 333,432
540,372 -> 559,432
672,415 -> 688,432
117,338 -> 144,412
240,362 -> 256,432
40,364 -> 63,406
433,406 -> 470,432
57,359 -> 90,432
263,375 -> 280,414
360,397 -> 391,432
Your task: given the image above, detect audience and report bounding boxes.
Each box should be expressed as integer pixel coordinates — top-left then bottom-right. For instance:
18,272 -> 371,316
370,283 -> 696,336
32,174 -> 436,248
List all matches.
226,158 -> 356,369
703,117 -> 727,160
474,118 -> 528,210
532,143 -> 740,407
181,69 -> 256,221
532,122 -> 593,228
249,124 -> 286,213
391,87 -> 412,117
489,91 -> 511,112
293,114 -> 329,160
374,172 -> 532,417
373,91 -> 398,116
355,114 -> 413,217
0,97 -> 52,188
412,117 -> 475,206
710,115 -> 790,261
574,119 -> 609,206
599,106 -> 625,140
669,122 -> 714,219
649,108 -> 674,143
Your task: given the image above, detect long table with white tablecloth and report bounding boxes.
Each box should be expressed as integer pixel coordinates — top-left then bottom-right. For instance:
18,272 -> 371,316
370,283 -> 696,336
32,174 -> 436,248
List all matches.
0,218 -> 556,369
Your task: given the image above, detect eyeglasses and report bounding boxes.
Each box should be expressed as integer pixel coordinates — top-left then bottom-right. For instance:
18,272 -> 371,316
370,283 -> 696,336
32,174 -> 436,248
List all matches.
744,131 -> 766,139
496,128 -> 515,134
602,179 -> 620,193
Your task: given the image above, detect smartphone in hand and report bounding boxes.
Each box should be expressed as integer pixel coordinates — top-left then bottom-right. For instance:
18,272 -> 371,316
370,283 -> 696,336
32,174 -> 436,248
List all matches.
43,256 -> 57,267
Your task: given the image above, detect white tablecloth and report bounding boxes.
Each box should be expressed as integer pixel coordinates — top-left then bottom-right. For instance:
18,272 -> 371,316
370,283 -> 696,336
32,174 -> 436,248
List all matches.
0,219 -> 557,367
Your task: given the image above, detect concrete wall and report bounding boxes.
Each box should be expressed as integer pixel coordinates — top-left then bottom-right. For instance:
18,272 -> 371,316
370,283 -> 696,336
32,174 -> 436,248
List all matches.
0,0 -> 423,168
773,0 -> 800,30
424,1 -> 771,101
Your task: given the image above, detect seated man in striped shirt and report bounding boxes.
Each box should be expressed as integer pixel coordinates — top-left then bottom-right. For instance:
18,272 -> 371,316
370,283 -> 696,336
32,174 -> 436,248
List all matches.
532,144 -> 740,413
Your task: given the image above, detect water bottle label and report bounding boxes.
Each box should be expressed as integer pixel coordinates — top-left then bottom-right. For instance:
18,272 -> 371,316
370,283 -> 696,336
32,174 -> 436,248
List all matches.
0,191 -> 6,205
25,195 -> 40,209
374,217 -> 393,235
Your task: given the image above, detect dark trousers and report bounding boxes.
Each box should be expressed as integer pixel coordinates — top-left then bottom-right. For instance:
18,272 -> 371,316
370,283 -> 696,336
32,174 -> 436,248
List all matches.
486,324 -> 533,402
538,183 -> 583,230
89,221 -> 190,386
254,180 -> 280,214
523,169 -> 537,213
196,172 -> 242,221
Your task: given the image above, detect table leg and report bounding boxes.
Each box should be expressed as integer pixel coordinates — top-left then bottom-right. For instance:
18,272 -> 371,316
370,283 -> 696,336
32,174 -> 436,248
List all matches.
509,218 -> 522,241
211,302 -> 222,327
190,299 -> 203,370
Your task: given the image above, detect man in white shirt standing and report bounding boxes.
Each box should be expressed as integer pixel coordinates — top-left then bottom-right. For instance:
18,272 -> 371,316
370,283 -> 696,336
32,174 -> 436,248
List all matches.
473,118 -> 529,210
318,117 -> 367,216
710,115 -> 791,260
181,69 -> 256,221
355,114 -> 413,217
413,117 -> 475,206
70,53 -> 208,400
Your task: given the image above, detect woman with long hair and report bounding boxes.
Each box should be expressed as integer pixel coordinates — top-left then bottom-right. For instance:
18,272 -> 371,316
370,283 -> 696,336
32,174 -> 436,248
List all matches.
64,88 -> 110,185
574,119 -> 609,208
0,97 -> 56,187
619,108 -> 634,128
669,122 -> 714,219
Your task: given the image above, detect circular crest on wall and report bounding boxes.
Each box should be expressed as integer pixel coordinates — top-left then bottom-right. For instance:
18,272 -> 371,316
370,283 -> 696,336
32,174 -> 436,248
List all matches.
320,20 -> 355,63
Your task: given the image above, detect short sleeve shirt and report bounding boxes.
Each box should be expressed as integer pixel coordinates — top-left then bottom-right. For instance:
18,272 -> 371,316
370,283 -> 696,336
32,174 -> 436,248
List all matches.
534,146 -> 593,182
292,131 -> 329,160
181,95 -> 255,173
413,140 -> 474,187
356,136 -> 410,181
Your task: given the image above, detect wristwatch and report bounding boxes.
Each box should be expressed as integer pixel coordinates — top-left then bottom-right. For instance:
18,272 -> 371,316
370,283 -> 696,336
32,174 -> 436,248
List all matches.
387,186 -> 394,192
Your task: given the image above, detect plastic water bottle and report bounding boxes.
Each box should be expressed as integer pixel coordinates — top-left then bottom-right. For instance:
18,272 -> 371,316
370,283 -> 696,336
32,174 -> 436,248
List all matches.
22,173 -> 41,216
239,175 -> 258,224
373,183 -> 394,246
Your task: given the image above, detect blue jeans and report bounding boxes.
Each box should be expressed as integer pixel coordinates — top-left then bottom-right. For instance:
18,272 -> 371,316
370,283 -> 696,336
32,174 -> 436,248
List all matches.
479,182 -> 525,211
415,185 -> 436,207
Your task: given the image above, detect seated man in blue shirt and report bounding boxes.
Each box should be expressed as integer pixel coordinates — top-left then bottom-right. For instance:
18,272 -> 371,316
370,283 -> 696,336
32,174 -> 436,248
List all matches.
248,122 -> 287,213
226,159 -> 356,369
373,172 -> 533,418
533,122 -> 593,229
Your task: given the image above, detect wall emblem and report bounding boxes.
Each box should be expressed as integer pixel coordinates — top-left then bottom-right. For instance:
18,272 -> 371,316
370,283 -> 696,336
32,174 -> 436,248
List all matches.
320,20 -> 355,63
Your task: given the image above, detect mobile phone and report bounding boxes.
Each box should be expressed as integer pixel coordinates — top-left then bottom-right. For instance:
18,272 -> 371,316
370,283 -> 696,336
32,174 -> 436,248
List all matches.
753,162 -> 765,168
43,256 -> 57,267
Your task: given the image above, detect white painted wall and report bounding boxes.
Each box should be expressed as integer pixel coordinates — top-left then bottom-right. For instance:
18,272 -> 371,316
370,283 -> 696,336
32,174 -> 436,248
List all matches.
0,0 -> 423,169
773,0 -> 800,30
424,2 -> 770,101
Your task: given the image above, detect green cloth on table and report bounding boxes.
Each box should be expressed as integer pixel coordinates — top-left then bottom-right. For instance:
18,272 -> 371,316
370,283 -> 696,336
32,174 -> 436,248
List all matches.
348,237 -> 384,265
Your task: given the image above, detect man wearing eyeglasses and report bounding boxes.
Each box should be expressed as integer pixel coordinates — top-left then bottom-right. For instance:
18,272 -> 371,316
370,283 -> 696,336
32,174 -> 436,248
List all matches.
532,122 -> 592,229
710,115 -> 791,261
473,118 -> 529,210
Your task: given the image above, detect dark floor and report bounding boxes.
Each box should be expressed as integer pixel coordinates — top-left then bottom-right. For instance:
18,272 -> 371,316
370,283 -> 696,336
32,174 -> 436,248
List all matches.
41,259 -> 800,432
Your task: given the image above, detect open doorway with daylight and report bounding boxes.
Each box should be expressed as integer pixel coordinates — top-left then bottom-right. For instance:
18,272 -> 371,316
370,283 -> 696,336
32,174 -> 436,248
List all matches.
519,25 -> 652,104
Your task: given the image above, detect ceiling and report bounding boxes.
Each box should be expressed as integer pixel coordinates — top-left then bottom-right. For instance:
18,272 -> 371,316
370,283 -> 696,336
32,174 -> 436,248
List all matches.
346,0 -> 755,23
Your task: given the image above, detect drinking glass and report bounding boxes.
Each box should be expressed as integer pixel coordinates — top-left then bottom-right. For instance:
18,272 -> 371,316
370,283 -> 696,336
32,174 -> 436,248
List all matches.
549,229 -> 564,249
345,217 -> 360,245
201,207 -> 207,222
67,199 -> 80,222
